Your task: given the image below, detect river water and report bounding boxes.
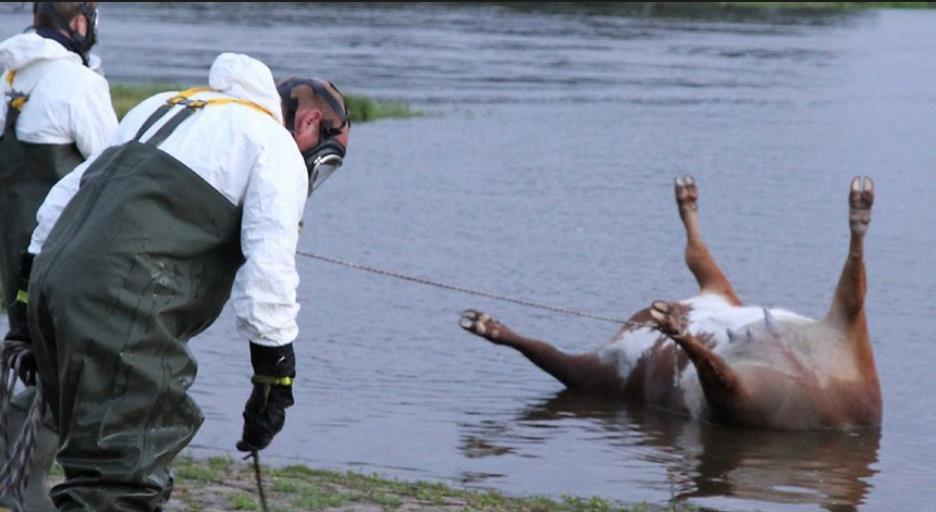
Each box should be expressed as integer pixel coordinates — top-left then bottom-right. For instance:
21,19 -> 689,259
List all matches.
2,3 -> 935,511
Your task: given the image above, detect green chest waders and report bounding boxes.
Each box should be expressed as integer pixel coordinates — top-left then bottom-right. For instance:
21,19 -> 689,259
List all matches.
0,97 -> 83,325
28,96 -> 255,511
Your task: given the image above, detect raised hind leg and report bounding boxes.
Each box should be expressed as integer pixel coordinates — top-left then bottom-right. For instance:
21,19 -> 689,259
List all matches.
822,177 -> 880,425
826,177 -> 873,329
826,176 -> 880,393
458,310 -> 624,394
675,176 -> 742,306
649,300 -> 752,425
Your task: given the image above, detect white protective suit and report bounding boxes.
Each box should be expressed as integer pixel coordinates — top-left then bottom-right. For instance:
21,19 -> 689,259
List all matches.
30,53 -> 310,347
0,32 -> 117,157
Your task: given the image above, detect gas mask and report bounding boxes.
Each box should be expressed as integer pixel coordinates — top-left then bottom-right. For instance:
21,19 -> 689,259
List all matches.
32,2 -> 98,67
302,118 -> 347,197
74,2 -> 98,58
278,78 -> 350,197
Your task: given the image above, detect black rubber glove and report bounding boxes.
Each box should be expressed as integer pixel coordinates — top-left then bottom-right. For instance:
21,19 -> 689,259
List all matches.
5,252 -> 34,343
4,252 -> 36,385
236,342 -> 295,452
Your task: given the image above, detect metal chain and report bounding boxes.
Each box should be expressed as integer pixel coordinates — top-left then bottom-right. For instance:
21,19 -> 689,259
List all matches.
297,251 -> 634,325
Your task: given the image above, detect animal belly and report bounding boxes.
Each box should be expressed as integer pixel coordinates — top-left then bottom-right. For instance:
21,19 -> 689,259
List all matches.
598,293 -> 812,416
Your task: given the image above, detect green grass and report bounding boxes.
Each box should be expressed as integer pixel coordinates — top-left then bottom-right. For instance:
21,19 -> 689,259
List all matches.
109,83 -> 419,122
172,463 -> 217,482
109,83 -> 178,120
231,492 -> 261,511
160,455 -> 699,512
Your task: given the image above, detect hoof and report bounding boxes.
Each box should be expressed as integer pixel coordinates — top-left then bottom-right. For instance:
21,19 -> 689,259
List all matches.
460,309 -> 504,341
649,300 -> 688,338
849,176 -> 873,234
675,175 -> 698,213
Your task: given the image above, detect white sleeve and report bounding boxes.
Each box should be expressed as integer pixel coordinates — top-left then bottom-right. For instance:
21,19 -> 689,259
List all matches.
231,135 -> 309,347
28,156 -> 93,255
69,76 -> 118,158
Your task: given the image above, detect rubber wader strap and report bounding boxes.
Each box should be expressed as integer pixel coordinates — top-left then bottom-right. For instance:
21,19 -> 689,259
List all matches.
3,100 -> 19,133
132,87 -> 277,147
132,104 -> 173,141
141,107 -> 198,148
4,69 -> 28,134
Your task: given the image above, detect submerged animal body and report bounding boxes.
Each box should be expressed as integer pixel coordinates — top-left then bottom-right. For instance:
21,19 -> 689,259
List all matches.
460,176 -> 881,430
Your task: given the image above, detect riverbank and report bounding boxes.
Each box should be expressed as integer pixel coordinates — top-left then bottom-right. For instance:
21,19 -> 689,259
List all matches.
46,455 -> 701,511
110,83 -> 420,121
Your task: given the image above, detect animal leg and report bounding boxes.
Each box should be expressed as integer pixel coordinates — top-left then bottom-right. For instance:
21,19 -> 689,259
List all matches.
649,300 -> 750,425
675,176 -> 741,306
821,177 -> 881,425
459,310 -> 623,394
826,177 -> 873,328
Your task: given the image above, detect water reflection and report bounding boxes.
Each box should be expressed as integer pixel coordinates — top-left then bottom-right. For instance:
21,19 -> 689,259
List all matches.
461,390 -> 880,511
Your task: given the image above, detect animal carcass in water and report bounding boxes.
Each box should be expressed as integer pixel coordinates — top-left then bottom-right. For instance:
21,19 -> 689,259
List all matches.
459,176 -> 881,430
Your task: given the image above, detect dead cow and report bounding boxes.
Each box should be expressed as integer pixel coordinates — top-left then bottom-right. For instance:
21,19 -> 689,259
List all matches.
460,176 -> 881,430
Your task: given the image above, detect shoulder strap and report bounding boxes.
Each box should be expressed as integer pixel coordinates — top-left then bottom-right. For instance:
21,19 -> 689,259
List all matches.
3,101 -> 19,134
4,69 -> 29,132
168,87 -> 277,119
140,107 -> 198,148
133,103 -> 172,141
133,86 -> 277,148
5,69 -> 29,109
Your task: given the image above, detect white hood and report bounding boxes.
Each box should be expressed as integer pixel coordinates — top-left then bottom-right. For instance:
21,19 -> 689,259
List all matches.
208,52 -> 284,126
0,32 -> 81,71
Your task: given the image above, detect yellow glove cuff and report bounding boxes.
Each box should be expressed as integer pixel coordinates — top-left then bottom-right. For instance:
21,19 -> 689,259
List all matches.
251,375 -> 294,386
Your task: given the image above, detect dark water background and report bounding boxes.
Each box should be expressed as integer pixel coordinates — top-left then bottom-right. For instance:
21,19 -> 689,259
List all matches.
2,3 -> 935,510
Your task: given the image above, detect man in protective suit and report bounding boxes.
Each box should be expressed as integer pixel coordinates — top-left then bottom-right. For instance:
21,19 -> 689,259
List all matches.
12,52 -> 350,510
0,3 -> 116,510
1,1 -> 115,335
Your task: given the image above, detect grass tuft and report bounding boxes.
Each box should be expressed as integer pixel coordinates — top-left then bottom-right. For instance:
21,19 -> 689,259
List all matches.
109,83 -> 420,122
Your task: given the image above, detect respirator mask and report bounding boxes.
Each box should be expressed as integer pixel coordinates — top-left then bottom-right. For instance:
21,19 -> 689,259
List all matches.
278,78 -> 350,197
304,117 -> 347,196
32,2 -> 98,67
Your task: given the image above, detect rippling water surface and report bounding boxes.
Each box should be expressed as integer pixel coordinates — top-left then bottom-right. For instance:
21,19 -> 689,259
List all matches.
2,3 -> 935,510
